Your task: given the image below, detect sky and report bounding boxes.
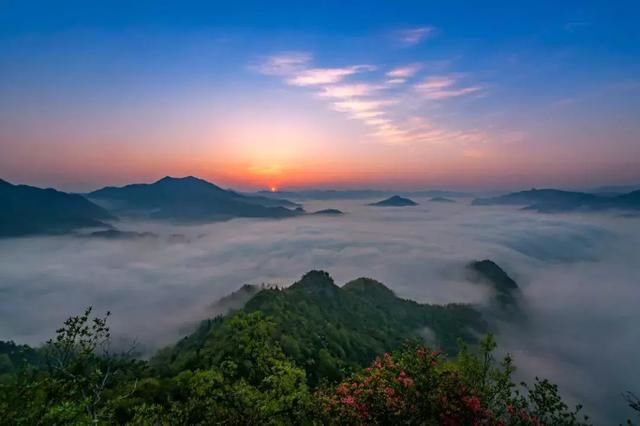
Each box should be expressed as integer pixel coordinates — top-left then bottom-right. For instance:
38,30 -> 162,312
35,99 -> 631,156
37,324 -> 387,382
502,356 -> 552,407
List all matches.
0,0 -> 639,191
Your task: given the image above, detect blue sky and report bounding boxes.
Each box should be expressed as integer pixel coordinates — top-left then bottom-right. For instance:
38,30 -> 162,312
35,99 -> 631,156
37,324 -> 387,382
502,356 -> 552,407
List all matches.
0,1 -> 639,191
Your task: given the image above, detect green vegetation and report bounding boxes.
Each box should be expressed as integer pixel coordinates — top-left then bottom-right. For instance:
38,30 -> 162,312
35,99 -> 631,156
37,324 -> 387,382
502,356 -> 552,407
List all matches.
158,271 -> 486,385
1,270 -> 632,425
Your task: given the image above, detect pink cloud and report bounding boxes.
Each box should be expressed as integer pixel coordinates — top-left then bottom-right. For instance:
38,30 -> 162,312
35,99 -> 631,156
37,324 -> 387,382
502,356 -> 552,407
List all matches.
317,84 -> 382,99
287,65 -> 375,86
396,26 -> 436,46
415,75 -> 482,99
386,64 -> 422,79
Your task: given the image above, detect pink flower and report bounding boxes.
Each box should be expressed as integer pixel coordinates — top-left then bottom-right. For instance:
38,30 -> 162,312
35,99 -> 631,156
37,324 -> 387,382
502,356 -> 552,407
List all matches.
462,395 -> 482,412
342,395 -> 355,405
336,384 -> 348,395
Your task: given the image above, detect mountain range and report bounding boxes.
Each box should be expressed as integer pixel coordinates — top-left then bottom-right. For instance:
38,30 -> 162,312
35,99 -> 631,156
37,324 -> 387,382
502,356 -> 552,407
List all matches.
473,188 -> 640,213
4,176 -> 640,237
88,176 -> 300,222
0,178 -> 114,237
255,189 -> 471,200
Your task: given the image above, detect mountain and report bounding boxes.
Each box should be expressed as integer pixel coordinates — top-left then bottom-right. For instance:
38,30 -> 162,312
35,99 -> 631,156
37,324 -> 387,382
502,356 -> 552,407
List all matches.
156,270 -> 486,384
587,184 -> 640,195
430,196 -> 455,203
1,270 -> 592,425
467,260 -> 519,308
0,179 -> 114,237
208,283 -> 270,316
616,189 -> 640,207
256,189 -> 470,200
88,229 -> 157,240
311,208 -> 344,215
472,188 -> 600,207
472,188 -> 640,213
88,176 -> 301,222
369,195 -> 418,207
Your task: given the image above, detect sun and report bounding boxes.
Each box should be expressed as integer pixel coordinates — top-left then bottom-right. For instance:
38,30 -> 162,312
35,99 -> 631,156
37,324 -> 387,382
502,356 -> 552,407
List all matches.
270,186 -> 278,193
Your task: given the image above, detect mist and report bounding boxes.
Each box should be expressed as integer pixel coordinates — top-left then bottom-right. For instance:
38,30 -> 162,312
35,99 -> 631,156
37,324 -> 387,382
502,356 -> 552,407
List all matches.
0,198 -> 638,422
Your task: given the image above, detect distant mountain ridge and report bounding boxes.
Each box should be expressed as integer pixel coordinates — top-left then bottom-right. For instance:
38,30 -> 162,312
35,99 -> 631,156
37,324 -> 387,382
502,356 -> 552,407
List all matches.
88,176 -> 301,222
430,196 -> 455,203
256,189 -> 470,200
473,188 -> 640,213
0,179 -> 114,237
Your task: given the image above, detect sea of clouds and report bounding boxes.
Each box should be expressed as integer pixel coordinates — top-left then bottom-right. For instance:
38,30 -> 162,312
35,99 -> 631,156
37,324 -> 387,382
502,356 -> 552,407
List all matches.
0,198 -> 638,422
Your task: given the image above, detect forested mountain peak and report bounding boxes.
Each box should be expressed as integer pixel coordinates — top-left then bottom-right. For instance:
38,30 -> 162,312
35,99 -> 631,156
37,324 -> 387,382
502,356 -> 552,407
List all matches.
343,277 -> 396,299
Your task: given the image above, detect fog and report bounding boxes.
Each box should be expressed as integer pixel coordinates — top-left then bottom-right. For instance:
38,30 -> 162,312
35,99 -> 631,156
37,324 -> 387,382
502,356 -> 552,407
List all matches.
0,198 -> 638,422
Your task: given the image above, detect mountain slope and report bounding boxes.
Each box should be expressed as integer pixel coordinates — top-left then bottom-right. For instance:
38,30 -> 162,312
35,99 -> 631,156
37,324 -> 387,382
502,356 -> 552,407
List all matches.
0,179 -> 114,237
155,271 -> 487,384
467,260 -> 520,308
88,176 -> 300,221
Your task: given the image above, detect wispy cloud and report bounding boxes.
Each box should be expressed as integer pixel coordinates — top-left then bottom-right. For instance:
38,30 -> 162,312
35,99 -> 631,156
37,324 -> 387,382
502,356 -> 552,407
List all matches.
252,52 -> 489,148
369,116 -> 488,146
387,64 -> 422,79
287,65 -> 376,86
254,52 -> 375,87
396,26 -> 436,46
415,75 -> 482,100
251,51 -> 311,75
385,64 -> 422,84
317,84 -> 382,99
352,110 -> 385,119
333,99 -> 397,114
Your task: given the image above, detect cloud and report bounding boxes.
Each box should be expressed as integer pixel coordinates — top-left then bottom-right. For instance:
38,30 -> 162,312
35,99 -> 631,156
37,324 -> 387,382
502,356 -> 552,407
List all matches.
387,64 -> 422,79
252,52 -> 488,148
1,200 -> 638,423
287,65 -> 376,86
317,83 -> 382,99
369,116 -> 488,146
415,75 -> 482,99
396,26 -> 437,46
333,99 -> 397,114
254,52 -> 374,87
351,110 -> 386,119
252,51 -> 312,75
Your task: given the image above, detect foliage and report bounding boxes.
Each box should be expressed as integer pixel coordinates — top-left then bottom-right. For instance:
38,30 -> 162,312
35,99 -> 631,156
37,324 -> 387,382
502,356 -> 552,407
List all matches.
318,337 -> 591,425
156,271 -> 487,386
0,307 -> 139,425
0,271 -> 627,425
